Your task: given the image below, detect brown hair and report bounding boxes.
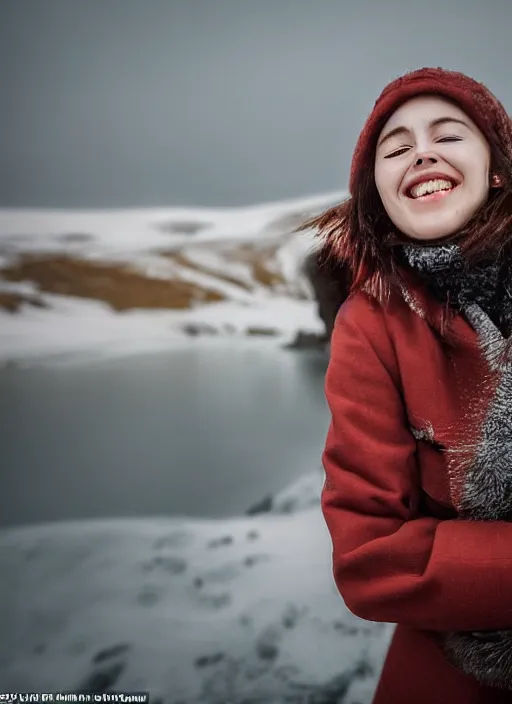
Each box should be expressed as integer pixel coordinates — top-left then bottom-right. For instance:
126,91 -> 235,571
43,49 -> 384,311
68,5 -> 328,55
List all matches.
298,142 -> 512,305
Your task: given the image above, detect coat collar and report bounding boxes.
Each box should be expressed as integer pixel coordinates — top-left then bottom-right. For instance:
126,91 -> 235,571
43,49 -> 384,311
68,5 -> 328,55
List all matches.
386,266 -> 482,347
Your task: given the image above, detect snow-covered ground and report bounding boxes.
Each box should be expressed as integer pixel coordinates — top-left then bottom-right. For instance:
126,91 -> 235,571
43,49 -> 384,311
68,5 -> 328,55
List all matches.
0,191 -> 344,366
0,473 -> 393,702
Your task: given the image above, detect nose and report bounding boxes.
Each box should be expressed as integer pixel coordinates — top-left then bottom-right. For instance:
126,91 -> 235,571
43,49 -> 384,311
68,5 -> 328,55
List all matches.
414,155 -> 438,167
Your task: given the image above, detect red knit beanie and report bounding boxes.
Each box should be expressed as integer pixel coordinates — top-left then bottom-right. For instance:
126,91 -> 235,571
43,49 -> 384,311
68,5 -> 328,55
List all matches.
349,67 -> 512,196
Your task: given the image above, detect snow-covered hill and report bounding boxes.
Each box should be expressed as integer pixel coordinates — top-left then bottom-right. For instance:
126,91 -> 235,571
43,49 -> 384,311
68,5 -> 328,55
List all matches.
0,192 -> 345,365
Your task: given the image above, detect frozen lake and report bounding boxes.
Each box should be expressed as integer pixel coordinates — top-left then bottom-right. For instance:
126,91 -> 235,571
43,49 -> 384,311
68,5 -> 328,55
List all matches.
0,343 -> 330,527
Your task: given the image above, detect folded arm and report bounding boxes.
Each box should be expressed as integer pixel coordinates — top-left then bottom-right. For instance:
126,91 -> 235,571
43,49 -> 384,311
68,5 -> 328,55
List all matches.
323,295 -> 512,632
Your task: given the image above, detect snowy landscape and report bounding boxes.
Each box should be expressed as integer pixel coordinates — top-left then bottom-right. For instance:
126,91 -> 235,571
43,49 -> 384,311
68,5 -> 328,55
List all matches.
0,191 -> 392,702
0,191 -> 344,366
0,476 -> 393,703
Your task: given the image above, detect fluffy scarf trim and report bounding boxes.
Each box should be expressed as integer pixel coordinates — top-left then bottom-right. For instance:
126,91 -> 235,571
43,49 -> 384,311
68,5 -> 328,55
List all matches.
401,242 -> 512,338
402,241 -> 512,690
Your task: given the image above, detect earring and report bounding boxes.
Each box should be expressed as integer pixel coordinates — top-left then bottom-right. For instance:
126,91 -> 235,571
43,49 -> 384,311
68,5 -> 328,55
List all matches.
491,173 -> 503,188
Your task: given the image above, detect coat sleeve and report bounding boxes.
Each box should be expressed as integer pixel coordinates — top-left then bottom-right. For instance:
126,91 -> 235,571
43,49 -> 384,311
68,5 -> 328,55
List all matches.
322,294 -> 512,632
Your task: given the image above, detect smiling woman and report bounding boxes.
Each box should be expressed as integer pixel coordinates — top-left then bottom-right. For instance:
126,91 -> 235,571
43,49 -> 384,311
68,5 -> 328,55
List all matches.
301,67 -> 512,704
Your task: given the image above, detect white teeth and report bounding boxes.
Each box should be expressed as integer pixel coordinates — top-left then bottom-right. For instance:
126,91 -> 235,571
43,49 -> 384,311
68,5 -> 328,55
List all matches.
410,178 -> 454,198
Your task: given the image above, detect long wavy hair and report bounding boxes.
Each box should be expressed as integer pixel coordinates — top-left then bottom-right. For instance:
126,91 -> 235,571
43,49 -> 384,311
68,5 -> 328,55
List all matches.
297,139 -> 512,306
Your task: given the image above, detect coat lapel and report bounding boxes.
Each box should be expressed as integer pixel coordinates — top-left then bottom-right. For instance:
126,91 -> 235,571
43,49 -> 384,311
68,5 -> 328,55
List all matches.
397,271 -> 512,521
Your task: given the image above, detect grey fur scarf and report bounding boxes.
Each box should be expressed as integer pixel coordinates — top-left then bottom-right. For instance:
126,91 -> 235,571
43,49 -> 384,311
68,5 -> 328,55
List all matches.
401,242 -> 512,338
402,242 -> 512,690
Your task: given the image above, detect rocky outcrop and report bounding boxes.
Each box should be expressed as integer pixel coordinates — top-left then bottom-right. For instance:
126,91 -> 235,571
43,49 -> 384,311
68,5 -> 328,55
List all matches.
301,249 -> 352,338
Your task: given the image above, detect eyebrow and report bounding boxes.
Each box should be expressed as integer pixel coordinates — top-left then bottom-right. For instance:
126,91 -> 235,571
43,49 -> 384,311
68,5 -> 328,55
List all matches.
377,116 -> 472,148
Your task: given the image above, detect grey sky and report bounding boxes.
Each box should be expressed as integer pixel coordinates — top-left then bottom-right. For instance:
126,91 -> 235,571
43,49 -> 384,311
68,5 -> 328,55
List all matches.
1,0 -> 511,209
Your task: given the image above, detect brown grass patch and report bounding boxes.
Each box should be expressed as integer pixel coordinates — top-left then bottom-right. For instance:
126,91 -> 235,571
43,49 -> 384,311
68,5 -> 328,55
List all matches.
0,291 -> 48,313
246,326 -> 280,336
161,243 -> 289,292
223,243 -> 287,288
0,255 -> 225,311
168,252 -> 253,291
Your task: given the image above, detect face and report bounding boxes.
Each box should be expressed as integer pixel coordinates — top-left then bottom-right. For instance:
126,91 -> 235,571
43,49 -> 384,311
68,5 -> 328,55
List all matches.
374,95 -> 492,241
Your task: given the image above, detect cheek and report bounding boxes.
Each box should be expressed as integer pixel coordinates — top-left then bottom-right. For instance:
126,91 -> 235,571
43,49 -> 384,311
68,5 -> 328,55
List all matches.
374,163 -> 399,204
454,146 -> 491,188
460,159 -> 490,201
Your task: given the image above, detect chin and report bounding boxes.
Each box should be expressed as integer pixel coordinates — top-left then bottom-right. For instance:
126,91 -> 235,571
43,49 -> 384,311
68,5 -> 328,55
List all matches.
401,219 -> 463,243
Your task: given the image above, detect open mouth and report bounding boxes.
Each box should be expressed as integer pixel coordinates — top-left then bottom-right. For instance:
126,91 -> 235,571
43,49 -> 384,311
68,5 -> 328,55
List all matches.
405,178 -> 459,201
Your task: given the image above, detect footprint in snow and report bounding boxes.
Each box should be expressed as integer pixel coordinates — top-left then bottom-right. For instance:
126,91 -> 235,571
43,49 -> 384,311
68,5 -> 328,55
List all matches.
196,591 -> 232,610
281,603 -> 304,629
78,644 -> 130,693
192,562 -> 241,586
92,643 -> 131,664
255,624 -> 282,662
193,553 -> 271,587
333,621 -> 361,636
79,662 -> 126,693
153,530 -> 195,550
137,584 -> 163,606
142,555 -> 187,575
235,604 -> 304,664
243,553 -> 270,568
207,534 -> 234,549
194,652 -> 225,668
189,553 -> 272,610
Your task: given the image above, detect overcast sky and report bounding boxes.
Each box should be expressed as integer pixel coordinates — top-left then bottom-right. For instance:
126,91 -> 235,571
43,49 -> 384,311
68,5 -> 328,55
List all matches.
1,0 -> 511,209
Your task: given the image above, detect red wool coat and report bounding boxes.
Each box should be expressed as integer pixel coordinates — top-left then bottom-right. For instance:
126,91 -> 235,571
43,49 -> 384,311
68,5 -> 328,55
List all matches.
321,275 -> 512,704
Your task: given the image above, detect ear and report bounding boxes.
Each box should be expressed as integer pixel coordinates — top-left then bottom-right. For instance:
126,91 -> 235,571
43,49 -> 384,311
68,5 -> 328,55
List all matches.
490,173 -> 503,188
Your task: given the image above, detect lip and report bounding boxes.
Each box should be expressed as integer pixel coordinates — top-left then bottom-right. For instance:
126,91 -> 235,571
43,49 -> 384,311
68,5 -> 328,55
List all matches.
402,171 -> 461,199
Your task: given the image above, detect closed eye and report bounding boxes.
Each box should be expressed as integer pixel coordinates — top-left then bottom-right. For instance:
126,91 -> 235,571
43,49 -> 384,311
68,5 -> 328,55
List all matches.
383,135 -> 462,159
383,147 -> 411,159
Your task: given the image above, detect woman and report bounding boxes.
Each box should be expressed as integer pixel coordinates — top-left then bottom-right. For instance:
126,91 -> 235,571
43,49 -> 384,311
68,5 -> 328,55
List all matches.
310,68 -> 512,703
